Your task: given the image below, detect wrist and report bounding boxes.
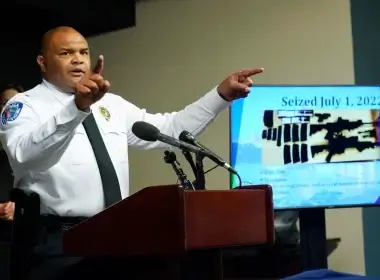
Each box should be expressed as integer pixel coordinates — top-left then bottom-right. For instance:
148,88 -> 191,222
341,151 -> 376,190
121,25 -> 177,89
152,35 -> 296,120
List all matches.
74,98 -> 91,112
216,85 -> 233,102
217,92 -> 231,102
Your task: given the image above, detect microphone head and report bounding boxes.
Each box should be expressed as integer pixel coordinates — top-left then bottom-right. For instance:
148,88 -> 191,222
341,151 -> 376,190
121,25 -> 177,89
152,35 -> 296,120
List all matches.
131,121 -> 160,142
179,130 -> 195,142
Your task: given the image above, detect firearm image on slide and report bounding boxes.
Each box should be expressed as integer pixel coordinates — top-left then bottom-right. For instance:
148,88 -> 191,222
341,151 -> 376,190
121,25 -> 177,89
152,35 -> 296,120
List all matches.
261,109 -> 380,165
310,117 -> 379,162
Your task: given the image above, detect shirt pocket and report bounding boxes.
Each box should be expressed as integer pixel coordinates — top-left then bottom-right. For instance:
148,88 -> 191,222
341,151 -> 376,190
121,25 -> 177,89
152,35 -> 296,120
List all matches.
60,126 -> 94,165
99,122 -> 129,163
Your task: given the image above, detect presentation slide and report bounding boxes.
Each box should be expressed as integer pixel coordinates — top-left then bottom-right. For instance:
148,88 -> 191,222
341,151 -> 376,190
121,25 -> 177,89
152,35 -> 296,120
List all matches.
230,85 -> 380,209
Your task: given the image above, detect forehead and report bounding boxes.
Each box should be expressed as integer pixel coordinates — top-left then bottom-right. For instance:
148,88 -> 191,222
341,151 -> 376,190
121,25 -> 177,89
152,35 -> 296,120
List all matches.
51,31 -> 89,51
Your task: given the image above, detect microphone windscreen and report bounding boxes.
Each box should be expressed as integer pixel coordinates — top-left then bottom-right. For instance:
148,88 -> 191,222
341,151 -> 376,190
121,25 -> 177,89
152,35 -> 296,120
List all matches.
179,130 -> 195,143
131,121 -> 160,142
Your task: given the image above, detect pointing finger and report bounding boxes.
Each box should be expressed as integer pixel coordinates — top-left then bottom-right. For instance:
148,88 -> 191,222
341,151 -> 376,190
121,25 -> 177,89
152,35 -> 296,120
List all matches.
239,68 -> 264,77
93,55 -> 104,75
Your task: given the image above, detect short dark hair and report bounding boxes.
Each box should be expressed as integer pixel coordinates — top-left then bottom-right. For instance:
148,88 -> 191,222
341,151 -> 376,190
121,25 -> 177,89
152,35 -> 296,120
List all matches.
0,83 -> 24,95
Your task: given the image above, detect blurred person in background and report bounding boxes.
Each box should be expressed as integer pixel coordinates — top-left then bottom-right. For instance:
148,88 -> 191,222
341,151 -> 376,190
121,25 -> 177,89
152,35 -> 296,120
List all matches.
0,82 -> 24,222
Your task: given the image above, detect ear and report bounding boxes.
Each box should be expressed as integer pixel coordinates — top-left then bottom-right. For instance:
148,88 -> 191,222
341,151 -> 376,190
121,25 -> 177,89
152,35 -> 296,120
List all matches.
37,55 -> 46,73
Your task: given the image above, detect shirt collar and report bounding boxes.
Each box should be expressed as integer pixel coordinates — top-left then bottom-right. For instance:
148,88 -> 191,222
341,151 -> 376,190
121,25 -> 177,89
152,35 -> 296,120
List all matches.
41,79 -> 74,104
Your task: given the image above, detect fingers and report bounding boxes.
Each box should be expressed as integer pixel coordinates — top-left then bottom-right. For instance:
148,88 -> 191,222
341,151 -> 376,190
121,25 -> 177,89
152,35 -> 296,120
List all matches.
5,202 -> 14,220
100,80 -> 111,93
0,202 -> 14,220
234,68 -> 260,93
238,68 -> 264,77
5,202 -> 13,211
76,83 -> 91,94
78,79 -> 99,94
90,74 -> 103,83
93,55 -> 104,75
230,81 -> 251,93
77,74 -> 109,94
238,76 -> 253,87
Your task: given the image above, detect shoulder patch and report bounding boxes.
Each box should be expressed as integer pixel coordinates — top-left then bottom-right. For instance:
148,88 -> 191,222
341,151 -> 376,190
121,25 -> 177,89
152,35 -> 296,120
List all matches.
1,102 -> 23,125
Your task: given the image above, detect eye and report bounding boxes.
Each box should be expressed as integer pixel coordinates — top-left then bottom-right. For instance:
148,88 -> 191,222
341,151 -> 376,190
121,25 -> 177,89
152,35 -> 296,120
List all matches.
60,51 -> 70,56
81,50 -> 89,55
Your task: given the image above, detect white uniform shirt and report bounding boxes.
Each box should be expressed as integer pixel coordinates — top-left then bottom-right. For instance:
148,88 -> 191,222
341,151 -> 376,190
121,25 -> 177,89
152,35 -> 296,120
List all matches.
0,80 -> 229,217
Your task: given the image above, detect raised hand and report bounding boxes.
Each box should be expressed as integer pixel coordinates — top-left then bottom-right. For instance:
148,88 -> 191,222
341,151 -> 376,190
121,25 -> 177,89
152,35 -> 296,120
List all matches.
75,55 -> 111,111
217,68 -> 264,101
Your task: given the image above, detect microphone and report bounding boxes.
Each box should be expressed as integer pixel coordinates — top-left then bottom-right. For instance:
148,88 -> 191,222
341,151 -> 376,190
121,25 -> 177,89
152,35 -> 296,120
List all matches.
179,130 -> 238,175
131,121 -> 204,155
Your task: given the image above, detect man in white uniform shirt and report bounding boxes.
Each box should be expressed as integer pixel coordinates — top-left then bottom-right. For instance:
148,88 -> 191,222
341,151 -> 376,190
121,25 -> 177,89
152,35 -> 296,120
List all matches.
0,26 -> 263,279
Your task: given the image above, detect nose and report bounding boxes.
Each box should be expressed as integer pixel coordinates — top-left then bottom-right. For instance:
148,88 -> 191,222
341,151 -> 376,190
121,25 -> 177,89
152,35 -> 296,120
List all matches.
71,53 -> 84,65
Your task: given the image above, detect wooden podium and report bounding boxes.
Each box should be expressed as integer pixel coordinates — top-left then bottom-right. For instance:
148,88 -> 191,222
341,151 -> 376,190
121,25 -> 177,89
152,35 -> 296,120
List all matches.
63,185 -> 274,280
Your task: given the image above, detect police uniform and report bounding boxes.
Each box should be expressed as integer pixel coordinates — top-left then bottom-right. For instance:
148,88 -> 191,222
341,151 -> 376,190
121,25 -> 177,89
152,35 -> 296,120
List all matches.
0,80 -> 229,279
0,80 -> 229,217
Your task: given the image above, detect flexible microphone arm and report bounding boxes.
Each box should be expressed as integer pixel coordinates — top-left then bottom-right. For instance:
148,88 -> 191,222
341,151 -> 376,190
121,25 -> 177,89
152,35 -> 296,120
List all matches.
163,150 -> 194,190
181,150 -> 205,190
179,130 -> 242,188
195,153 -> 206,190
181,150 -> 197,178
179,132 -> 205,190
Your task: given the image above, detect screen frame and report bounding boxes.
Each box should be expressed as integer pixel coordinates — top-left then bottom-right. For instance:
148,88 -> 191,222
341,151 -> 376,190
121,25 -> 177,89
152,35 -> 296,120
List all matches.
228,84 -> 380,210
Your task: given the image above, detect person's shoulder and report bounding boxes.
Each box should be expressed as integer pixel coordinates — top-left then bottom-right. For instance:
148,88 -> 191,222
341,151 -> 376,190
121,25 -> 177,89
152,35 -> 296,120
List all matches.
0,84 -> 47,127
6,84 -> 45,106
103,92 -> 124,103
101,92 -> 129,109
103,92 -> 139,108
97,93 -> 141,118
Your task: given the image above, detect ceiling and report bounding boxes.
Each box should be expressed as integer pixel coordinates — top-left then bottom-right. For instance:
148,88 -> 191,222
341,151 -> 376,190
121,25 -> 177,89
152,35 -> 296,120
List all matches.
2,0 -> 136,43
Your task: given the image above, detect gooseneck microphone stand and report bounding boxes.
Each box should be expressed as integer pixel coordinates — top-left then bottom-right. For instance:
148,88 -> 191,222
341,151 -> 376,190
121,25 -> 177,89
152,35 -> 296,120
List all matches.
182,150 -> 206,190
194,154 -> 206,190
163,150 -> 194,190
182,150 -> 197,178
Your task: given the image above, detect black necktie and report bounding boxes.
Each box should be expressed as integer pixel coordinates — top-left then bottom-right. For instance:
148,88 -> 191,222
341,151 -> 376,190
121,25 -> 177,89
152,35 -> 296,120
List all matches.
82,113 -> 122,207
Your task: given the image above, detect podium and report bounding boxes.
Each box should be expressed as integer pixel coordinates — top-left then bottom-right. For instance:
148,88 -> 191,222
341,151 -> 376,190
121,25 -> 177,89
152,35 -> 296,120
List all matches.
63,185 -> 274,280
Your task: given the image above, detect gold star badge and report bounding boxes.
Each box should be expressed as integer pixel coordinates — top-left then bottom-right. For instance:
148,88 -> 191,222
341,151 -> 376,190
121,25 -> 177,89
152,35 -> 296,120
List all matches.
99,106 -> 110,121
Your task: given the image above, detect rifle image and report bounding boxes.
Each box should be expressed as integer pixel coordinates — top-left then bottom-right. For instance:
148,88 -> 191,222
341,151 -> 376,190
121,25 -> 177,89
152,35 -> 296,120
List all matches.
314,113 -> 331,123
311,135 -> 379,163
309,117 -> 367,139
